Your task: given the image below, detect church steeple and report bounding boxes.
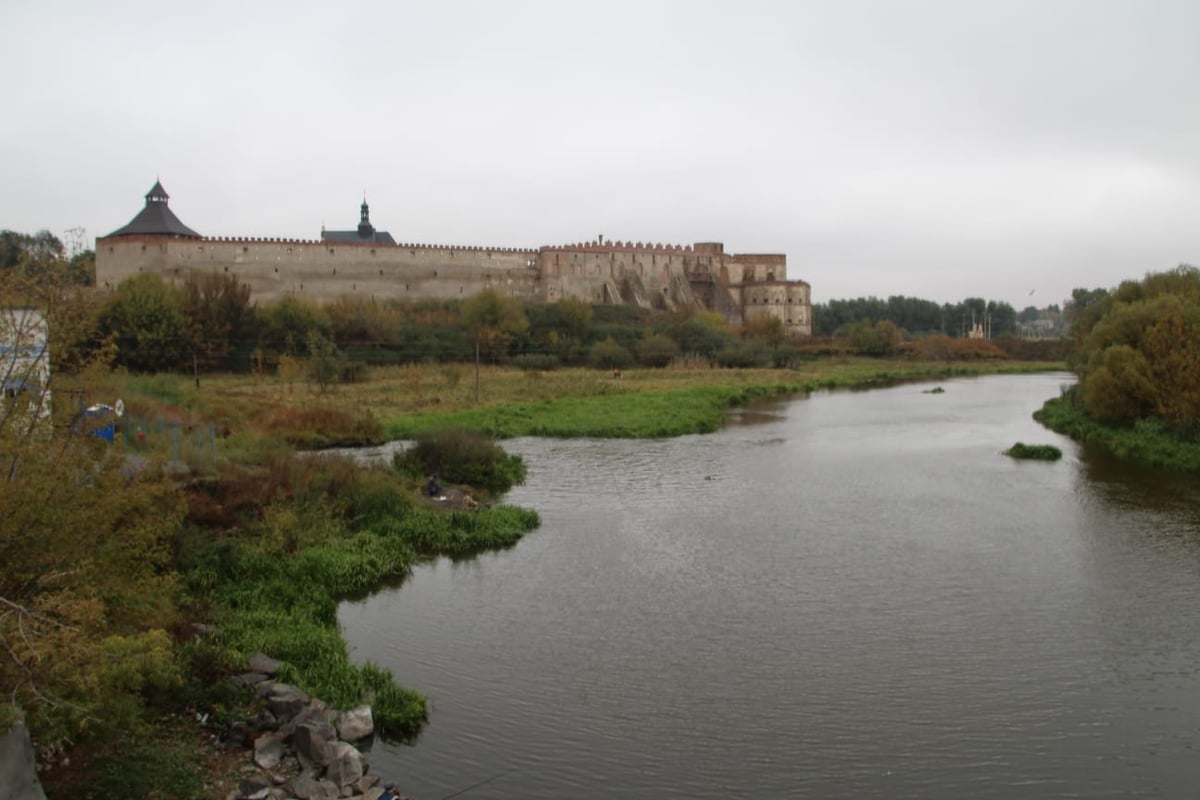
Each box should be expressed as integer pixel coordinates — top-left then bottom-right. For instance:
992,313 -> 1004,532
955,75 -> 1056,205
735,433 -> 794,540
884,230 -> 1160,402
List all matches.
357,194 -> 374,238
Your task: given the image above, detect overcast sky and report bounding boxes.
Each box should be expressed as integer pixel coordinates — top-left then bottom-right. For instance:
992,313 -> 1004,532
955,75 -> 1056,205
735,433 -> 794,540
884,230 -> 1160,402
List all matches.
3,0 -> 1197,308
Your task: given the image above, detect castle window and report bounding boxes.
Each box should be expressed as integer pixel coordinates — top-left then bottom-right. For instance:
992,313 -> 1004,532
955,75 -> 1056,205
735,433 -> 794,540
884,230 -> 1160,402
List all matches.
274,267 -> 278,273
243,247 -> 248,253
224,266 -> 229,272
370,249 -> 376,256
329,248 -> 335,255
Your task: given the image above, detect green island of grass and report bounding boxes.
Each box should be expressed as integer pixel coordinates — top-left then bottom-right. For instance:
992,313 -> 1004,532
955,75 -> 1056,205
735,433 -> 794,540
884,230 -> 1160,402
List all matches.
1003,442 -> 1063,460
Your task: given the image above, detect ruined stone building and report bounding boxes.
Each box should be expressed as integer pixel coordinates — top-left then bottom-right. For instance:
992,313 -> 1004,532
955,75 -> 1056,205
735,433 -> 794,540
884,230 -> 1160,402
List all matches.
95,182 -> 812,335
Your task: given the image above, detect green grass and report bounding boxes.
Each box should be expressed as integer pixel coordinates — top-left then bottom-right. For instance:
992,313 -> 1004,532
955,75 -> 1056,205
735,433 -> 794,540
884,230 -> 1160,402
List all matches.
1035,392 -> 1200,471
1003,442 -> 1063,461
194,476 -> 540,740
385,364 -> 1057,440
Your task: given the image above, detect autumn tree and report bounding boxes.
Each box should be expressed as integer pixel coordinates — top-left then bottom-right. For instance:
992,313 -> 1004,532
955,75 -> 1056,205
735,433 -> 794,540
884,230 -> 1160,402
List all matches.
1072,266 -> 1200,427
1,275 -> 181,754
847,319 -> 901,356
181,271 -> 255,371
97,273 -> 189,372
461,288 -> 529,363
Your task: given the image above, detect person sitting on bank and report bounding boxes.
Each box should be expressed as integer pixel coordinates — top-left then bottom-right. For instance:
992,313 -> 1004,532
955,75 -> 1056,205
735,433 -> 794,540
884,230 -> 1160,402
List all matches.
426,475 -> 442,497
379,782 -> 400,800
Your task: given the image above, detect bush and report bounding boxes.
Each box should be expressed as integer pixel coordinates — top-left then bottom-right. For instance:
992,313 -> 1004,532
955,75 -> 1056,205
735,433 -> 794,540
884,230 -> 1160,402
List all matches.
635,334 -> 679,367
395,428 -> 527,494
588,337 -> 633,370
1003,442 -> 1063,460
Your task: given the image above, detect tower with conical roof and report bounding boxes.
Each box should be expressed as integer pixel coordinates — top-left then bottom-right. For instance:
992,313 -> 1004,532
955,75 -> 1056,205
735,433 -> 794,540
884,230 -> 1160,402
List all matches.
104,181 -> 202,238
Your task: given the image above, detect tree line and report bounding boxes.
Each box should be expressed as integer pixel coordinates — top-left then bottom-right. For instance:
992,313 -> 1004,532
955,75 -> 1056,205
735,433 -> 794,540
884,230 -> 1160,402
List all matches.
812,294 -> 1026,338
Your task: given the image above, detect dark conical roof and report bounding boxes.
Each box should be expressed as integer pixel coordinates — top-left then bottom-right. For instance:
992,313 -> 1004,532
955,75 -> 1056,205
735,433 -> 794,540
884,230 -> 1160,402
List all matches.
104,181 -> 202,238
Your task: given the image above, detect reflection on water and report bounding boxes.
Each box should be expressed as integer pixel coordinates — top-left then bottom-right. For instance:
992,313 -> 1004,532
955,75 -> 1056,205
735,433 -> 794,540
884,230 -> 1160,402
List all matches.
339,374 -> 1200,799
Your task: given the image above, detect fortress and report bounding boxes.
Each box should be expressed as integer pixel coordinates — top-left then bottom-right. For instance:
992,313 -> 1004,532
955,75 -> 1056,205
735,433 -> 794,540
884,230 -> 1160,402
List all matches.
95,182 -> 812,336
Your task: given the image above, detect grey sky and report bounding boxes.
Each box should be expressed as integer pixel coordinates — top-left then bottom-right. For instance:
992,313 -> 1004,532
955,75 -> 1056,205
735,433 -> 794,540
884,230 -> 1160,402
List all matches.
4,0 -> 1197,309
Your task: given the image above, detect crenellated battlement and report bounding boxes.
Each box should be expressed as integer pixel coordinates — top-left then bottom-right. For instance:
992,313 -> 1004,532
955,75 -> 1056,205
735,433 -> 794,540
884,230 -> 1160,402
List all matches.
540,240 -> 720,254
94,184 -> 812,335
191,236 -> 539,254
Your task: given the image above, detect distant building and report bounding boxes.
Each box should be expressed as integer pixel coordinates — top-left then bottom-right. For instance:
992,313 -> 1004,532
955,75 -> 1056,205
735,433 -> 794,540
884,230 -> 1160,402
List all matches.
95,181 -> 813,336
320,198 -> 396,246
0,307 -> 50,423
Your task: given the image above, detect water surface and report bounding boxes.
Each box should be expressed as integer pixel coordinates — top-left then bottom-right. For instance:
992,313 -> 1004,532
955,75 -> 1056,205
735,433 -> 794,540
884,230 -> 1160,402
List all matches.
340,374 -> 1200,799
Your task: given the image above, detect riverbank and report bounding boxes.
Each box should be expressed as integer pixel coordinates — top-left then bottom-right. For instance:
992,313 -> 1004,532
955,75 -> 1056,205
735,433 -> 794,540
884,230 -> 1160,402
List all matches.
93,360 -> 1062,450
1035,389 -> 1200,471
32,359 -> 1063,799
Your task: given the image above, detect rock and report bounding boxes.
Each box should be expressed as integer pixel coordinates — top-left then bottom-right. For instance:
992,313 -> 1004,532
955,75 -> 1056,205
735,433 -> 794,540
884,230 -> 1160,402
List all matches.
265,684 -> 311,721
223,720 -> 250,747
352,774 -> 380,794
231,672 -> 270,687
293,721 -> 337,766
287,774 -> 341,800
248,652 -> 283,675
247,710 -> 278,731
325,742 -> 365,788
253,732 -> 287,770
283,700 -> 333,731
336,706 -> 374,741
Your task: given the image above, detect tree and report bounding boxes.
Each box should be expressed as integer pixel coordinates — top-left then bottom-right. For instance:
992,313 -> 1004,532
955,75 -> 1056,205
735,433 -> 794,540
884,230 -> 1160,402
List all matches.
635,333 -> 679,367
461,288 -> 529,364
306,330 -> 340,393
847,319 -> 901,356
588,337 -> 632,370
97,274 -> 188,372
1,275 -> 181,753
664,309 -> 734,360
1071,266 -> 1200,427
259,295 -> 332,358
181,271 -> 254,371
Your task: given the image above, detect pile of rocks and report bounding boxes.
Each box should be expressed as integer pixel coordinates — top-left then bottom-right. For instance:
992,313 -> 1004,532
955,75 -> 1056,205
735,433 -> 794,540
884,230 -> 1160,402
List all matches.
221,653 -> 406,800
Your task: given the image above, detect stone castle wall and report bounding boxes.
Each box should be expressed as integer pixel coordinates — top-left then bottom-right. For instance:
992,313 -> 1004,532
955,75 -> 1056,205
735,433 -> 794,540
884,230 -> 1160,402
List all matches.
97,234 -> 813,335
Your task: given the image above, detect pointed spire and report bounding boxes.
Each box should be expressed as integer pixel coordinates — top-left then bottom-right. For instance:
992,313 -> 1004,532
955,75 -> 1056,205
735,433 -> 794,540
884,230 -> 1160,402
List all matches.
357,194 -> 374,238
146,180 -> 169,204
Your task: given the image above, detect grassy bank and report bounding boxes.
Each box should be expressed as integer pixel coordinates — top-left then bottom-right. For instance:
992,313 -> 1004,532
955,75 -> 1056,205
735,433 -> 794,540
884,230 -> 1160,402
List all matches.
1035,390 -> 1200,471
85,360 -> 1061,450
383,361 -> 1061,439
178,457 -> 540,741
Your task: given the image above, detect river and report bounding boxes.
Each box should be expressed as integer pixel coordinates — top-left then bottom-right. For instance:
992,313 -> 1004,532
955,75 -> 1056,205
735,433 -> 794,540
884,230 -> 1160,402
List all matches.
338,373 -> 1200,799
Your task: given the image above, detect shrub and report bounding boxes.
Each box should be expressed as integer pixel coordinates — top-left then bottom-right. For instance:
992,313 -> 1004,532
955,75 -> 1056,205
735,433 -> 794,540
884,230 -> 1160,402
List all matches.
1003,442 -> 1063,460
588,337 -> 633,370
635,334 -> 679,367
395,428 -> 527,494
